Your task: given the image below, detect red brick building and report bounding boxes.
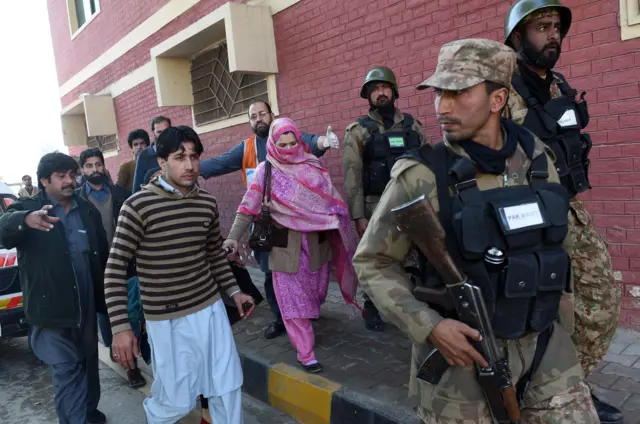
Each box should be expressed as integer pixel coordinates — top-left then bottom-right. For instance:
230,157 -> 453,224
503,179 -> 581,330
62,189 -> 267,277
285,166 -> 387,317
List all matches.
48,0 -> 640,326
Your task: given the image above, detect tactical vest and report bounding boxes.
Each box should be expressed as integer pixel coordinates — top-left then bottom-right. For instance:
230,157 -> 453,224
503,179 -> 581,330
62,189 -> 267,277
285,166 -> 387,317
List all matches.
405,125 -> 571,340
511,72 -> 592,198
359,113 -> 422,196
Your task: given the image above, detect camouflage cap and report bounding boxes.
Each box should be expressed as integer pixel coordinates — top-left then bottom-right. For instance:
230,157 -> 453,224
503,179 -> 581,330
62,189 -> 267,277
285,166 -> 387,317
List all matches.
416,38 -> 516,91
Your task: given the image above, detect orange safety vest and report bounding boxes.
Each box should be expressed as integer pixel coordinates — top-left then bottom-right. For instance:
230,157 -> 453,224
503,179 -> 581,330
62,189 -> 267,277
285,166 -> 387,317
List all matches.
241,135 -> 259,187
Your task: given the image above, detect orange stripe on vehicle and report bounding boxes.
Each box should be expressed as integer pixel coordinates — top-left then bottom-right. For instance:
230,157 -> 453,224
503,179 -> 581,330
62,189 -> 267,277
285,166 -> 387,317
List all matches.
6,296 -> 22,309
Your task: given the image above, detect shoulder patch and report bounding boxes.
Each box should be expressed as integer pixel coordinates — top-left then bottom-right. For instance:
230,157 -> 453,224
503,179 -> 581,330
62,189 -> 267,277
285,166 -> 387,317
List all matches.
346,121 -> 361,132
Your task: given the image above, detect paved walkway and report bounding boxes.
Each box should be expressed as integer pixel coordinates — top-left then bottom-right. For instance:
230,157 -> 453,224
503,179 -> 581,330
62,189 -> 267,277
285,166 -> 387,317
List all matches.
591,328 -> 640,423
234,266 -> 640,423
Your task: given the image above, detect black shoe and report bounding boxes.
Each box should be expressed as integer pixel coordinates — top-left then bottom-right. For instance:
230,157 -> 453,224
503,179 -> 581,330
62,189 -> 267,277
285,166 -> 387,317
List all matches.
592,394 -> 623,424
363,308 -> 385,332
299,361 -> 323,373
264,322 -> 286,340
127,367 -> 147,389
87,409 -> 106,424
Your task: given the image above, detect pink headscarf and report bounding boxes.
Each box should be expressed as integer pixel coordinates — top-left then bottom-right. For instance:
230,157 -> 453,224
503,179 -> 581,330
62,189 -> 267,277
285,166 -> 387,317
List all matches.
238,118 -> 360,308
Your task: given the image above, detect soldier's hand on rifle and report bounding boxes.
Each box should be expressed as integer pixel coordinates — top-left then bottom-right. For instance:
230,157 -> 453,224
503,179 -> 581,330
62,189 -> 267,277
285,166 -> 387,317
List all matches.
428,319 -> 489,368
355,218 -> 368,237
320,126 -> 340,150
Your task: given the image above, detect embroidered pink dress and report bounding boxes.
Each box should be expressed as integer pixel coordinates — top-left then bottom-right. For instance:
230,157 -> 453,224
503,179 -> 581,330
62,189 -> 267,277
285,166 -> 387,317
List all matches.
236,118 -> 359,365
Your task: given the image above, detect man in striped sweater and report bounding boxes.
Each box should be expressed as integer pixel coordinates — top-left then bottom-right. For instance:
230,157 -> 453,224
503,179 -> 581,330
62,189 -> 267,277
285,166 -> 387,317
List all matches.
105,125 -> 255,424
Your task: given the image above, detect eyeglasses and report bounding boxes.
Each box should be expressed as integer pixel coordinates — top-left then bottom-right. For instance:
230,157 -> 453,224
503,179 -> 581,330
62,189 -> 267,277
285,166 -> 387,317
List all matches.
250,111 -> 270,122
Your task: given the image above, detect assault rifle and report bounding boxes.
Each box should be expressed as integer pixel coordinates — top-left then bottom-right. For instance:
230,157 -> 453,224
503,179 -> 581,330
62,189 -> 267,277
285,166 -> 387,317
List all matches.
391,194 -> 520,424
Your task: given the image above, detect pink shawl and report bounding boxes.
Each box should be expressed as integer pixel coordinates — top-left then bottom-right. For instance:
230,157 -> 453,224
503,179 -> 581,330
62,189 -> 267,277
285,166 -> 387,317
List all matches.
237,118 -> 360,309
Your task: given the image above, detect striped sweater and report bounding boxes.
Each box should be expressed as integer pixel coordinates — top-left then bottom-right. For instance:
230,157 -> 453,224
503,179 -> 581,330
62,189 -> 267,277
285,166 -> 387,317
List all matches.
104,179 -> 239,334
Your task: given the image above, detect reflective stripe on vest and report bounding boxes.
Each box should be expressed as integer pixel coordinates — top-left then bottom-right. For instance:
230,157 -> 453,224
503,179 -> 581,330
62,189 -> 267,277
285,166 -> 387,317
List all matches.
241,136 -> 259,187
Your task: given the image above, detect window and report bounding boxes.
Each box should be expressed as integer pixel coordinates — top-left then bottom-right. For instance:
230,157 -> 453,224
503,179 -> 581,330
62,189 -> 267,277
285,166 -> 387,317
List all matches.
68,0 -> 100,36
621,0 -> 640,40
88,134 -> 118,153
190,43 -> 269,126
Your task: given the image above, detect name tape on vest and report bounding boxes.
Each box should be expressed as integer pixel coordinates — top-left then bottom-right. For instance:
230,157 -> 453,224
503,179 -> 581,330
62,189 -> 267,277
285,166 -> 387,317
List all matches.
500,202 -> 544,231
558,109 -> 578,127
388,136 -> 404,148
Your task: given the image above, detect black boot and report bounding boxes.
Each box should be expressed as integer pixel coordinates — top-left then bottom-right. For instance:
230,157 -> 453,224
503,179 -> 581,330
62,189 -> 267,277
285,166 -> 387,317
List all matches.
87,409 -> 106,424
264,321 -> 286,340
592,393 -> 623,424
362,301 -> 385,332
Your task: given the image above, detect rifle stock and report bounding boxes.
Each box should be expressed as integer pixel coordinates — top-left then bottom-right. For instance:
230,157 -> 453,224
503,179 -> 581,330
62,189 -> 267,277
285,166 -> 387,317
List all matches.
391,194 -> 520,424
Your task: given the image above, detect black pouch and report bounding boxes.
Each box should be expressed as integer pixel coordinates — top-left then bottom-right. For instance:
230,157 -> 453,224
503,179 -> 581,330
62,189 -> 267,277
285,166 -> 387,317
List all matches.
492,254 -> 539,340
529,250 -> 568,332
537,189 -> 569,244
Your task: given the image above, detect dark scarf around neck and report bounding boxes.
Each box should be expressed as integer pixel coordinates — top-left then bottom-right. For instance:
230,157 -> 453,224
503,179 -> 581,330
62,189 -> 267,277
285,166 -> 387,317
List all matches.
459,119 -> 535,175
518,60 -> 553,104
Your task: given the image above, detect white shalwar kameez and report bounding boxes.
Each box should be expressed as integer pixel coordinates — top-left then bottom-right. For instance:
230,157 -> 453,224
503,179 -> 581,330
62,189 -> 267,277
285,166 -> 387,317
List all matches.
143,300 -> 244,424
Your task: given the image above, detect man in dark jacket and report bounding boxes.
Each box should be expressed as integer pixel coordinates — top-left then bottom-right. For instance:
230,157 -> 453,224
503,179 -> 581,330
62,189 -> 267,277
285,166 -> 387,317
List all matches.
132,115 -> 172,193
0,152 -> 110,424
77,147 -> 147,388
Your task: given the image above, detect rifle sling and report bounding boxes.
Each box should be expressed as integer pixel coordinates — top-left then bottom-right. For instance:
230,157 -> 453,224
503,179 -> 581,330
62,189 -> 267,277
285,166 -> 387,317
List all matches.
515,324 -> 553,404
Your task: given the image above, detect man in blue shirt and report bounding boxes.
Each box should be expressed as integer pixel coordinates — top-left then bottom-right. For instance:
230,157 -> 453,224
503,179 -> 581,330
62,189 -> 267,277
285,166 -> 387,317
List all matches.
201,100 -> 339,340
132,116 -> 172,193
0,152 -> 110,424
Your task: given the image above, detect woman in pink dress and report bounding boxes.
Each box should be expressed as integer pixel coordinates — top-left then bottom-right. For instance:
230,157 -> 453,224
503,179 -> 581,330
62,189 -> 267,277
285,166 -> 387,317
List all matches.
224,117 -> 359,373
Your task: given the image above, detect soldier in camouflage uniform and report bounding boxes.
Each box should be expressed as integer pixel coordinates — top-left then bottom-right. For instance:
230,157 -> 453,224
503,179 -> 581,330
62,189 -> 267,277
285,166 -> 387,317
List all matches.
502,1 -> 622,422
353,38 -> 599,423
342,66 -> 427,331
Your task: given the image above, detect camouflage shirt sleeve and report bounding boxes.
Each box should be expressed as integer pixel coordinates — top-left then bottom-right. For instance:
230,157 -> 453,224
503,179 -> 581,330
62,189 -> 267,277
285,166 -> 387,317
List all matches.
342,123 -> 366,220
353,160 -> 444,345
503,84 -> 528,125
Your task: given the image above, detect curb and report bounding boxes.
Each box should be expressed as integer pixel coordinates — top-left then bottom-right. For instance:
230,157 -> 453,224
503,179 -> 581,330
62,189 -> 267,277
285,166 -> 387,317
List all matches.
238,347 -> 419,424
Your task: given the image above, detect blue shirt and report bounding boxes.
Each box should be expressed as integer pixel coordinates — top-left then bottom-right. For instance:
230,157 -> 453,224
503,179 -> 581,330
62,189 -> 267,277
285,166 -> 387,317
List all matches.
30,195 -> 98,364
49,197 -> 94,309
85,183 -> 110,203
200,133 -> 323,179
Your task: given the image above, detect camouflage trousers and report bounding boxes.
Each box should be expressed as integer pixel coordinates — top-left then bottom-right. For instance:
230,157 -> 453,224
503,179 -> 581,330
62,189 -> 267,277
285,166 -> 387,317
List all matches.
569,199 -> 621,376
418,380 -> 599,424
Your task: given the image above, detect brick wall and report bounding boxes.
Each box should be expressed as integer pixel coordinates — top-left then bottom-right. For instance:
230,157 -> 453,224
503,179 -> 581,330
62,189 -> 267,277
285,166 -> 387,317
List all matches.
47,0 -> 167,85
51,0 -> 640,327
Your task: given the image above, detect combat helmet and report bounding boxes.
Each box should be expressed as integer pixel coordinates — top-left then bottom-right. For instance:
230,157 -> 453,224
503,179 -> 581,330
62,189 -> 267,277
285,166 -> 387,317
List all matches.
504,0 -> 572,48
360,66 -> 399,99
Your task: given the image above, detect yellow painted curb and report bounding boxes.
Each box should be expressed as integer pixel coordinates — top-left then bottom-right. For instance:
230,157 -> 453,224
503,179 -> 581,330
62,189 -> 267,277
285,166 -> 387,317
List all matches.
97,342 -> 202,424
268,362 -> 341,424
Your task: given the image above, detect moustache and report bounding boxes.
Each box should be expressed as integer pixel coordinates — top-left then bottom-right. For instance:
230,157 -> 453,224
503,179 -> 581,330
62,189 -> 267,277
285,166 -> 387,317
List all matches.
544,42 -> 560,51
62,185 -> 74,190
437,116 -> 461,125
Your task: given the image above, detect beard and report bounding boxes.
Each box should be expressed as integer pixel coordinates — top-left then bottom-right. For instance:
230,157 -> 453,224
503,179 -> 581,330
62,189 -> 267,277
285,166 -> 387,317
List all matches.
520,37 -> 561,69
253,122 -> 270,138
86,172 -> 105,185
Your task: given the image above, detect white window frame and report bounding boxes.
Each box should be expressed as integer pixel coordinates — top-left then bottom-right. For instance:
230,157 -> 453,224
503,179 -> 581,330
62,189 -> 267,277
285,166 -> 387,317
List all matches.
67,0 -> 101,39
621,0 -> 640,40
